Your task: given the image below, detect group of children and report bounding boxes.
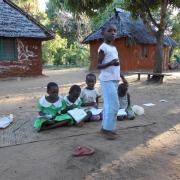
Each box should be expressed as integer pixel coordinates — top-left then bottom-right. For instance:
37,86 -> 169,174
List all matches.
34,73 -> 134,132
34,23 -> 135,140
34,73 -> 101,131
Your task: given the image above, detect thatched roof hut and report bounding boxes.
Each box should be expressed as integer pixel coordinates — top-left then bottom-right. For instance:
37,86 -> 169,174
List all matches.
83,8 -> 178,71
0,0 -> 54,78
0,0 -> 54,39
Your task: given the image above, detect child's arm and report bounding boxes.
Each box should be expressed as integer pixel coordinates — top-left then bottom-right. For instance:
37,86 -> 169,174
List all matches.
127,93 -> 131,107
96,96 -> 101,108
97,50 -> 119,69
38,111 -> 46,116
81,102 -> 97,107
61,104 -> 76,114
120,72 -> 128,86
37,101 -> 46,116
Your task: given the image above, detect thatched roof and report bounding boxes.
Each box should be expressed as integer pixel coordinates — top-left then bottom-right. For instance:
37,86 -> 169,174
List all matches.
0,0 -> 54,40
83,8 -> 177,47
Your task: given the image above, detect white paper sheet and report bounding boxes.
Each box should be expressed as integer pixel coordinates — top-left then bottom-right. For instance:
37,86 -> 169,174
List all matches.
0,114 -> 13,128
159,99 -> 168,102
143,103 -> 156,107
117,109 -> 127,116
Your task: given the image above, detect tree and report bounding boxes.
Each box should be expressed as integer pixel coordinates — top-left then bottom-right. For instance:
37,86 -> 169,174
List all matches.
122,0 -> 180,81
91,0 -> 123,29
171,12 -> 180,42
58,0 -> 180,81
46,0 -> 92,46
12,0 -> 47,23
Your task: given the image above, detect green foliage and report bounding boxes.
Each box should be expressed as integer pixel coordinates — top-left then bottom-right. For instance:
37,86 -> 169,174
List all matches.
46,0 -> 92,46
91,0 -> 123,29
53,42 -> 90,66
42,34 -> 67,64
171,12 -> 180,43
42,35 -> 90,66
12,0 -> 49,24
50,0 -> 112,16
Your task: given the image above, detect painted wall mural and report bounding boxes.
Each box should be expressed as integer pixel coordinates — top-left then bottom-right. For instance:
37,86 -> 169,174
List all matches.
17,40 -> 38,61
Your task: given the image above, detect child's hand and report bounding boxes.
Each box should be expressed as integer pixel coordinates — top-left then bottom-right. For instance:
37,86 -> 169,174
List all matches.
68,104 -> 76,110
39,112 -> 46,116
93,103 -> 98,108
110,59 -> 119,66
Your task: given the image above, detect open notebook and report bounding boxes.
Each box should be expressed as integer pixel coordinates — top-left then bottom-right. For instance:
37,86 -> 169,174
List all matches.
68,108 -> 87,123
87,108 -> 102,115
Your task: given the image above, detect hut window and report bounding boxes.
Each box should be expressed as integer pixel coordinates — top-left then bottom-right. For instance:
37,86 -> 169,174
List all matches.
141,47 -> 148,59
0,38 -> 17,60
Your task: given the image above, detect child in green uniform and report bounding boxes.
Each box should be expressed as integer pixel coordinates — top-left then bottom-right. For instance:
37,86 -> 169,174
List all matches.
62,85 -> 92,126
34,82 -> 72,131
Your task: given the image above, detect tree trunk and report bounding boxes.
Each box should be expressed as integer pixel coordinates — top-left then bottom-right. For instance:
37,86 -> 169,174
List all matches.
150,31 -> 164,82
150,0 -> 168,83
153,31 -> 163,73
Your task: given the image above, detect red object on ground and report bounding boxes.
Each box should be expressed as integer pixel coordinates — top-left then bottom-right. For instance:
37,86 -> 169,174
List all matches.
73,146 -> 95,157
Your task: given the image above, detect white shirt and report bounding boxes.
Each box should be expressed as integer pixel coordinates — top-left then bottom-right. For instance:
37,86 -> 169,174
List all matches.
80,88 -> 100,103
63,96 -> 81,106
98,43 -> 120,81
39,96 -> 63,108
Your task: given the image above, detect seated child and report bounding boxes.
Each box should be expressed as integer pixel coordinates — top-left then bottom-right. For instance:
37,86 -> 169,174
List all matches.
80,73 -> 102,121
34,82 -> 72,132
62,85 -> 92,126
117,83 -> 135,120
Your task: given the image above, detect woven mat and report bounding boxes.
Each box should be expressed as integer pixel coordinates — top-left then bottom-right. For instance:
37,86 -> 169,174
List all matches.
0,113 -> 155,148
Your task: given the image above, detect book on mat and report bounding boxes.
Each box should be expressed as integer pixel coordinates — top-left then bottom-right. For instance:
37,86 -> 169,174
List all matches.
117,109 -> 127,116
67,108 -> 87,123
88,108 -> 102,115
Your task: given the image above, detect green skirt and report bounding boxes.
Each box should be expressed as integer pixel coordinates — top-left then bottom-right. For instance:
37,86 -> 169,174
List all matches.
34,114 -> 74,129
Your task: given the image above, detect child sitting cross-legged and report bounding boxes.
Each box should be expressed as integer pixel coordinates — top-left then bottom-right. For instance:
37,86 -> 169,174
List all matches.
80,73 -> 102,121
62,85 -> 92,126
117,83 -> 135,121
34,82 -> 73,132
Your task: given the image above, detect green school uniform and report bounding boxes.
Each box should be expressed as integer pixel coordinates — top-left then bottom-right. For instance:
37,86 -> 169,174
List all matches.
62,96 -> 82,122
34,96 -> 72,129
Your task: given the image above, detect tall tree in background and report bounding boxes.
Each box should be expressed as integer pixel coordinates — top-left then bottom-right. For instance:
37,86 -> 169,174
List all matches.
57,0 -> 179,81
47,0 -> 92,46
12,0 -> 47,22
171,12 -> 180,42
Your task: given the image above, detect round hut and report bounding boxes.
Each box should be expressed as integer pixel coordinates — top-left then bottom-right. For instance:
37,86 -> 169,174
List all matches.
83,8 -> 177,72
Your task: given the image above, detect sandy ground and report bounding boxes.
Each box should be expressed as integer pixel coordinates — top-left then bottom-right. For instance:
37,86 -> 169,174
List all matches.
0,68 -> 179,180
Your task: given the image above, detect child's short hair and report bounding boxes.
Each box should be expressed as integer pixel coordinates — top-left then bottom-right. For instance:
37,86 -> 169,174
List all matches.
69,85 -> 81,94
47,82 -> 58,91
118,83 -> 128,95
86,73 -> 96,81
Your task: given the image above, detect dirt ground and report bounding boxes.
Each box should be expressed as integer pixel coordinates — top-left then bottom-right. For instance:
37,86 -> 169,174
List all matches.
0,68 -> 179,180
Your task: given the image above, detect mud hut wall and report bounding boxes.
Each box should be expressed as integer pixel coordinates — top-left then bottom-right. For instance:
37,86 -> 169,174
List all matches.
0,38 -> 42,78
88,38 -> 171,72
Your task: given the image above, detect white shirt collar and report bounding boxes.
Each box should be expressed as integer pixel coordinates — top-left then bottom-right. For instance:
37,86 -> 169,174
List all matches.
63,96 -> 81,106
39,96 -> 62,108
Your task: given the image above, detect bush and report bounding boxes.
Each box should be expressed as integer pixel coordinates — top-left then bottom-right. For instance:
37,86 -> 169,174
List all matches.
62,43 -> 90,66
42,34 -> 67,65
42,34 -> 90,67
